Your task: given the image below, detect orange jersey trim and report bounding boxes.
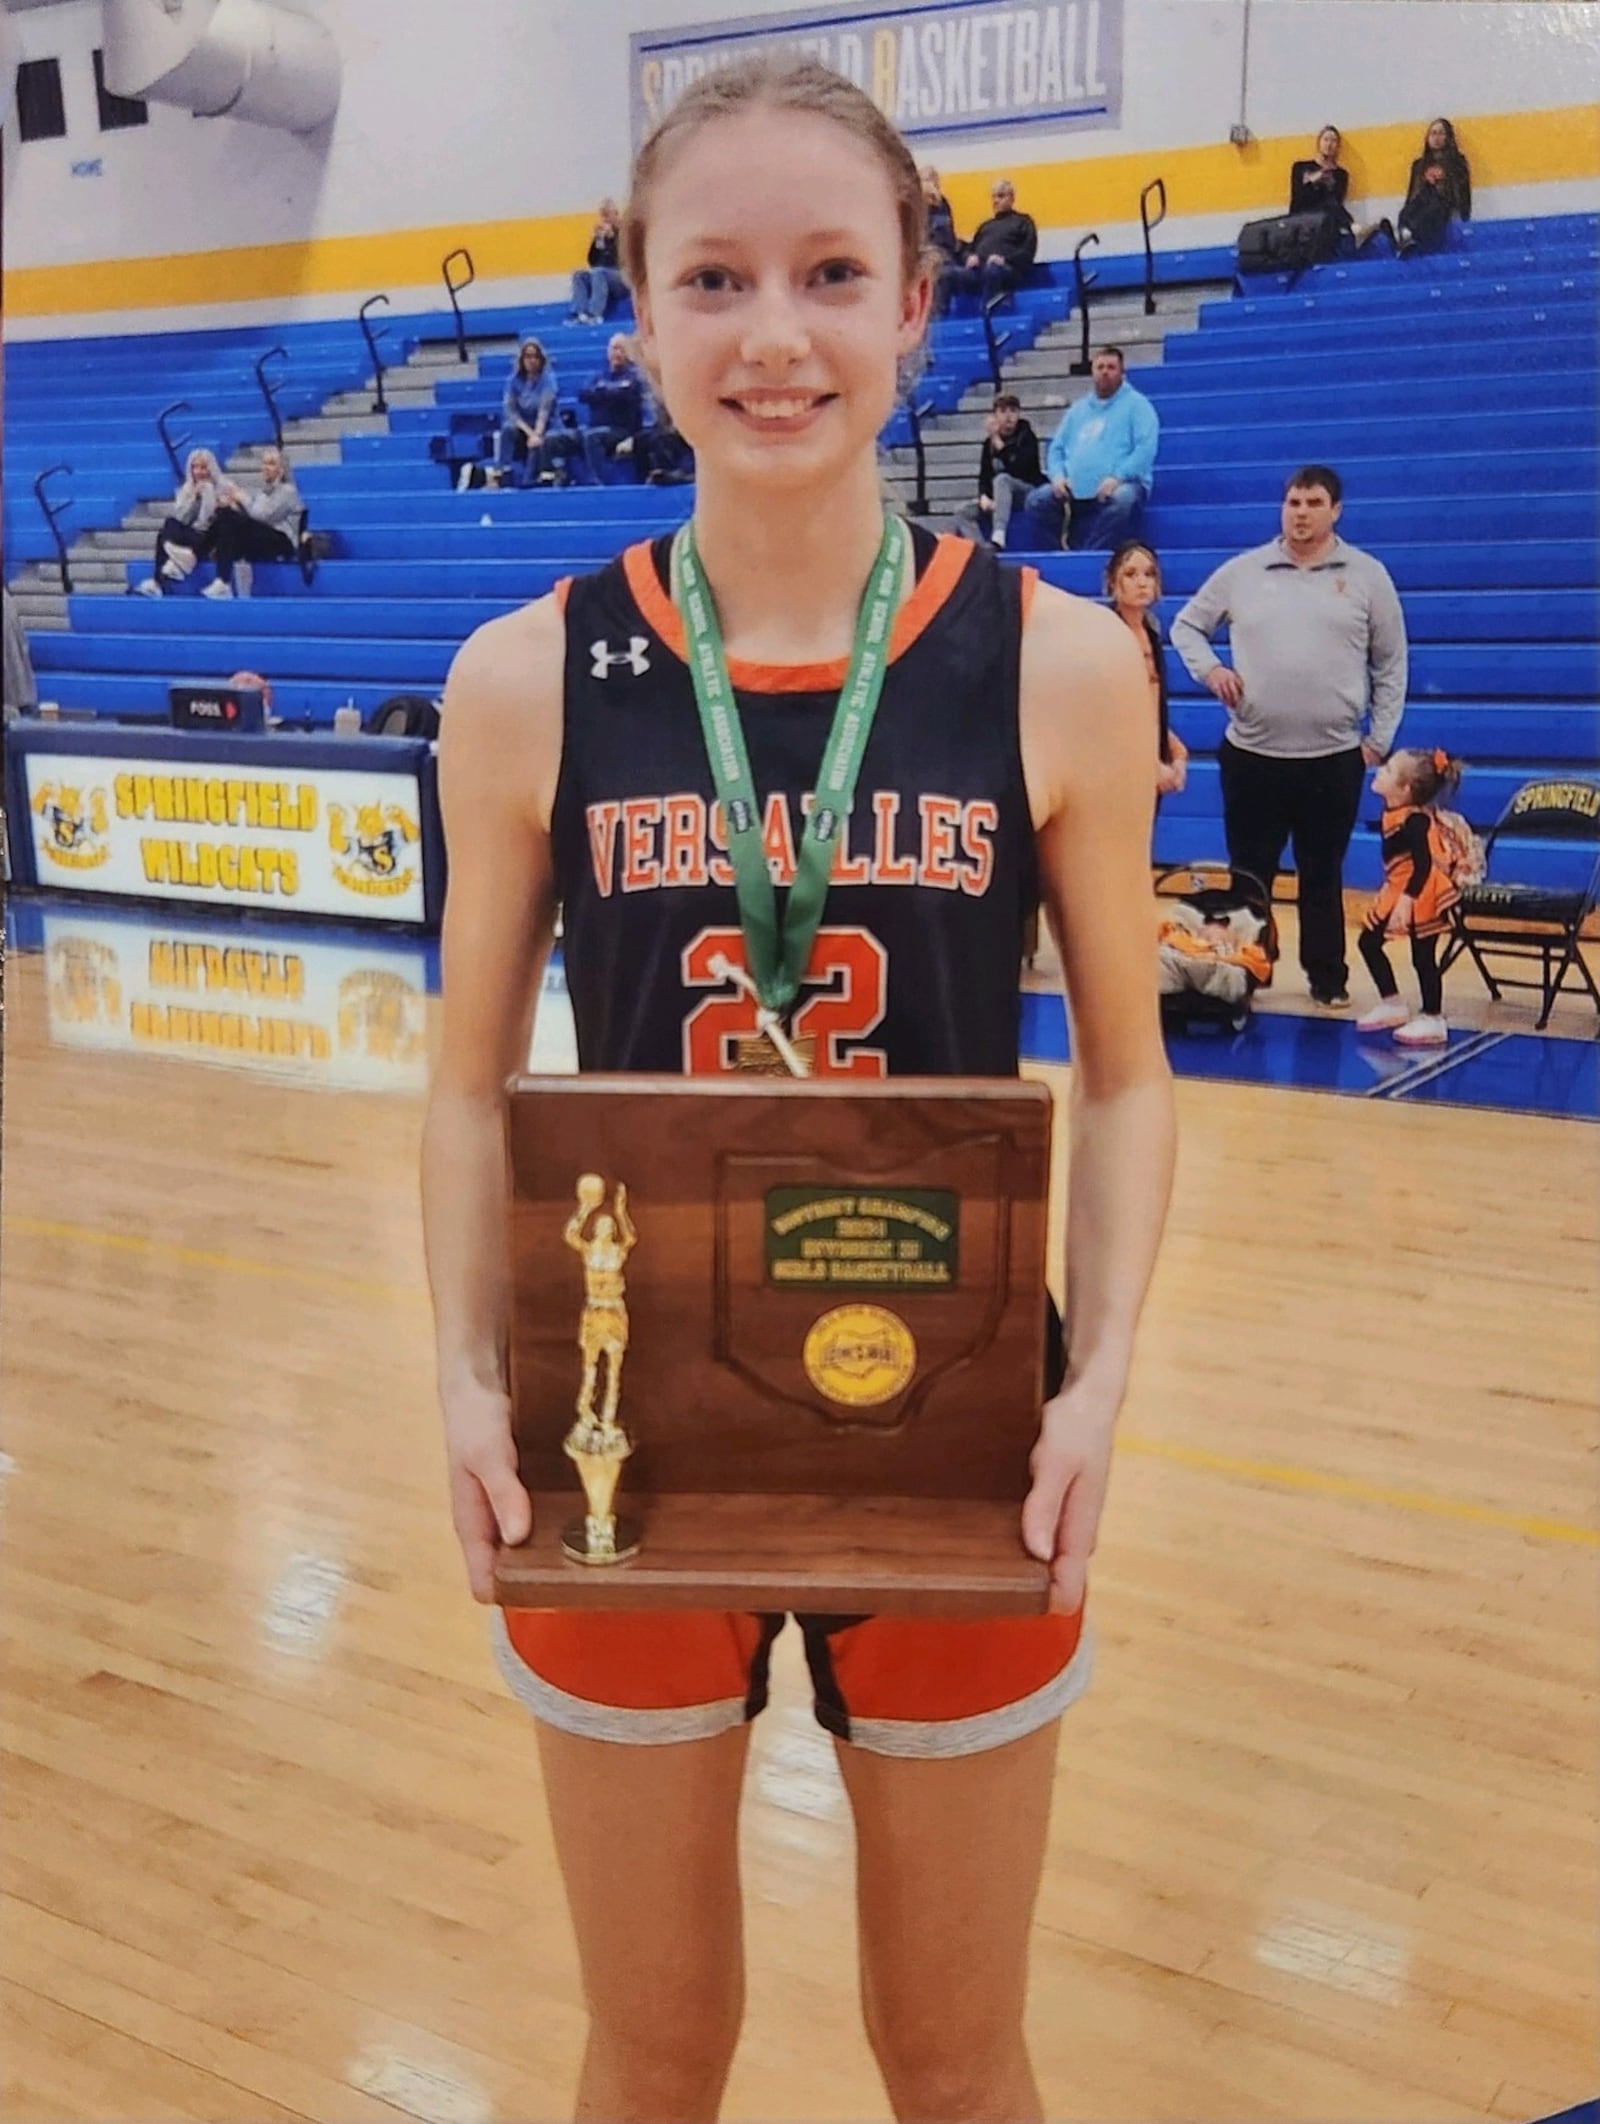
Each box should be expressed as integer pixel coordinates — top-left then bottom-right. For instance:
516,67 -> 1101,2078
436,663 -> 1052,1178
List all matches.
1018,565 -> 1039,628
622,533 -> 974,696
552,576 -> 572,616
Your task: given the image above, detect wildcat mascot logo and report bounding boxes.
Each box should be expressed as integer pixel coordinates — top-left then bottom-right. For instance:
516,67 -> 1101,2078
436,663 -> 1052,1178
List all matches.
31,782 -> 111,871
328,801 -> 420,899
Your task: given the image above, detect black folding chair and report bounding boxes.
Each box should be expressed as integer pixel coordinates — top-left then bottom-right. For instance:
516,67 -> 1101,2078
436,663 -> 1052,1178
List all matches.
1439,777 -> 1600,1029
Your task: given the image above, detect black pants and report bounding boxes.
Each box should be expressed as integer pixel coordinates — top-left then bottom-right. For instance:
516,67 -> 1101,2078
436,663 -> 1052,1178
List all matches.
1218,740 -> 1365,995
1400,189 -> 1453,251
1359,925 -> 1443,1015
155,514 -> 214,579
211,510 -> 295,583
936,258 -> 1017,311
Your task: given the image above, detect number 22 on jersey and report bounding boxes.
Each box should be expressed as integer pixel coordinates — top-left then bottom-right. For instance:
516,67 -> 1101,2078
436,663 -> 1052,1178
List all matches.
682,926 -> 888,1077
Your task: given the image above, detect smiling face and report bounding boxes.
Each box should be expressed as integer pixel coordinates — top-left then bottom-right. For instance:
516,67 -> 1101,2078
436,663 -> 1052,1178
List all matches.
631,105 -> 930,496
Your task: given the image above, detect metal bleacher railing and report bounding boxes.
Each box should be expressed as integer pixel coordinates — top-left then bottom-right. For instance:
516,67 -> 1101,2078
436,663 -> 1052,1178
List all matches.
358,294 -> 393,414
441,248 -> 476,365
31,466 -> 74,594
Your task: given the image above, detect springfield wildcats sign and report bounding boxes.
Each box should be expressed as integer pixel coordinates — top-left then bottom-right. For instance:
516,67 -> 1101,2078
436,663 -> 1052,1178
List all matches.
630,0 -> 1122,147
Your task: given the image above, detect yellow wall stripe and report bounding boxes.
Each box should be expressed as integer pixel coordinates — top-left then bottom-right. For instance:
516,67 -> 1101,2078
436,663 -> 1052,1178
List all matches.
4,101 -> 1596,322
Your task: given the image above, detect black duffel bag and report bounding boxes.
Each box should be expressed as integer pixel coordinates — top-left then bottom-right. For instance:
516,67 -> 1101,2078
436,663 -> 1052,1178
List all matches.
1235,209 -> 1333,277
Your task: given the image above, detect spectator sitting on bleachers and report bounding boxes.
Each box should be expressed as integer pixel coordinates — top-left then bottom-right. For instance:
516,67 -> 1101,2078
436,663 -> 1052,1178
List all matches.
937,177 -> 1036,312
1170,464 -> 1409,1009
494,339 -> 559,489
138,447 -> 224,596
202,446 -> 303,600
1024,347 -> 1159,552
570,199 -> 627,324
921,165 -> 962,269
1106,541 -> 1187,798
628,405 -> 695,486
542,334 -> 645,487
1286,124 -> 1396,256
951,391 -> 1042,549
1398,118 -> 1472,255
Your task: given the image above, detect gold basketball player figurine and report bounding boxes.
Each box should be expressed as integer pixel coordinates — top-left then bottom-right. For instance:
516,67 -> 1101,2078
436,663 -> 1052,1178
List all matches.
561,1174 -> 642,1565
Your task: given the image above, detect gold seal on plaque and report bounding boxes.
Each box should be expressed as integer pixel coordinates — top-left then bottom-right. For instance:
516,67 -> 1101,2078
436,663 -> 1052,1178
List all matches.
803,1303 -> 917,1407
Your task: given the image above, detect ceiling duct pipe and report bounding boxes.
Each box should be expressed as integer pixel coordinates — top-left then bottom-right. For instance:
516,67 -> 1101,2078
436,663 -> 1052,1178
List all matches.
101,0 -> 342,134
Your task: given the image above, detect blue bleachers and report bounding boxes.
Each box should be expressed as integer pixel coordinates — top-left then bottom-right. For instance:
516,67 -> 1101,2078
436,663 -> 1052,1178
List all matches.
8,209 -> 1597,912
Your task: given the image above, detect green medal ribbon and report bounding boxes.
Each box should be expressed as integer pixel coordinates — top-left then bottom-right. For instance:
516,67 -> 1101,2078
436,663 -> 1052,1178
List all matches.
670,514 -> 907,1027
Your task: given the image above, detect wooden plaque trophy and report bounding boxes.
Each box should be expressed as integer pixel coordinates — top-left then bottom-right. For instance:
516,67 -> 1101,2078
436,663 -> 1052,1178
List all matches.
495,1075 -> 1053,1617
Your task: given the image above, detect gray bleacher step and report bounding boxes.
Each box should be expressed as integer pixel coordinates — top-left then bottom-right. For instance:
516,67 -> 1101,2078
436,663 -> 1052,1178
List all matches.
229,442 -> 342,470
13,596 -> 70,630
84,529 -> 158,556
323,385 -> 436,416
281,413 -> 389,442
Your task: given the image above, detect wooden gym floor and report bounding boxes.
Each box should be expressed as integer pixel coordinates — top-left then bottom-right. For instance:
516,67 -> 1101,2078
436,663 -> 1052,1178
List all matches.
0,927 -> 1595,2124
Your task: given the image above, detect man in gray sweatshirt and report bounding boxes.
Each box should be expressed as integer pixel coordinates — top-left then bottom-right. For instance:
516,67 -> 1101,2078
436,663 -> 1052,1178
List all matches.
205,446 -> 304,599
1171,464 -> 1408,1007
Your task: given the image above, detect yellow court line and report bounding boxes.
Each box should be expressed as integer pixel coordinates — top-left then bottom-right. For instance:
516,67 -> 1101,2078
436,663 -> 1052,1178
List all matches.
3,1214 -> 421,1306
1117,1433 -> 1600,1549
5,1213 -> 1594,1548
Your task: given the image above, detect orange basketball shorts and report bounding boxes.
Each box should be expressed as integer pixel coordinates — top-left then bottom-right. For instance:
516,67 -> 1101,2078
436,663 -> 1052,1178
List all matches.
493,1602 -> 1091,1759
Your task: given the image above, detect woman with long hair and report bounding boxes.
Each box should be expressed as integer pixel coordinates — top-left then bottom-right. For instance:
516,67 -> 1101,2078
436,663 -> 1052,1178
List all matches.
1399,117 -> 1472,254
1106,539 -> 1188,797
136,446 -> 224,596
422,57 -> 1174,2122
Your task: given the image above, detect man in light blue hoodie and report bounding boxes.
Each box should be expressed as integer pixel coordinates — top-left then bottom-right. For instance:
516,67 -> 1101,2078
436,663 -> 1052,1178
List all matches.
1024,347 -> 1159,551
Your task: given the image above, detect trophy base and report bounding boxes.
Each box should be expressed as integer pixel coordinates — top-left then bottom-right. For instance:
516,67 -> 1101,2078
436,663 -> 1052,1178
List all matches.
561,1515 -> 644,1567
496,1492 -> 1050,1617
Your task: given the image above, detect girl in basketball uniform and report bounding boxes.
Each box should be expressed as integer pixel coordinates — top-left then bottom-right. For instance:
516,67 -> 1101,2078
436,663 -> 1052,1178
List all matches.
422,59 -> 1175,2123
1357,747 -> 1465,1046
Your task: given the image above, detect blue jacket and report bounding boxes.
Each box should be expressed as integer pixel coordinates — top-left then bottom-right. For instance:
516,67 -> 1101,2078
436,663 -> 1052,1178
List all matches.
580,365 -> 645,435
1045,381 -> 1159,494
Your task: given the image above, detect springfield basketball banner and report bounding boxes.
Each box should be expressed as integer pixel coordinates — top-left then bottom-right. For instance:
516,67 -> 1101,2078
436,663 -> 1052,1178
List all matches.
630,0 -> 1123,146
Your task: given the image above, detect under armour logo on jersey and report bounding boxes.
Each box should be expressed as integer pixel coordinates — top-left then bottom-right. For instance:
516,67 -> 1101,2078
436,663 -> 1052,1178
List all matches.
591,636 -> 651,679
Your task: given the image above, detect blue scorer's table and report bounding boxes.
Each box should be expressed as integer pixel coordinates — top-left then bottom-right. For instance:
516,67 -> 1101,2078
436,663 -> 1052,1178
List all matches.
5,723 -> 444,933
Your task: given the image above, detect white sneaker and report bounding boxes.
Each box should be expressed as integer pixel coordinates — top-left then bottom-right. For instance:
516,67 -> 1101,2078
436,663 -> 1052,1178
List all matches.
202,577 -> 233,598
135,576 -> 162,597
456,462 -> 475,492
1356,998 -> 1411,1033
991,527 -> 1008,550
162,542 -> 198,577
160,556 -> 185,580
1394,1014 -> 1448,1048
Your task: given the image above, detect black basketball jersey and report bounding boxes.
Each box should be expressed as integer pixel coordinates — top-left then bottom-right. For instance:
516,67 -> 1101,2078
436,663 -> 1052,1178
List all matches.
550,524 -> 1039,1079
